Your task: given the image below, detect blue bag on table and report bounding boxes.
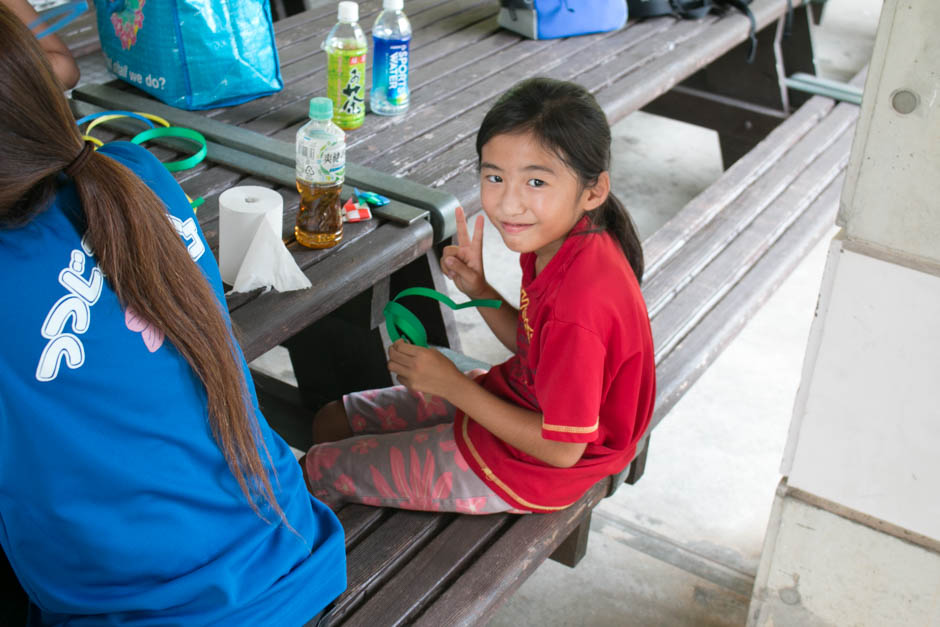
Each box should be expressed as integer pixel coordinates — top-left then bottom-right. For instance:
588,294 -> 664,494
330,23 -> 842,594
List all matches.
93,0 -> 282,110
498,0 -> 627,40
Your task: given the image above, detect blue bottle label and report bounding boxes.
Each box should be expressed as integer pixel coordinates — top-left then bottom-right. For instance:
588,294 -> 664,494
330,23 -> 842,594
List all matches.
374,36 -> 410,105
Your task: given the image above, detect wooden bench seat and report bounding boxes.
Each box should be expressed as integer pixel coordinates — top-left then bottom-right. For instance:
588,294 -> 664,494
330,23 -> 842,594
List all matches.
245,86 -> 863,625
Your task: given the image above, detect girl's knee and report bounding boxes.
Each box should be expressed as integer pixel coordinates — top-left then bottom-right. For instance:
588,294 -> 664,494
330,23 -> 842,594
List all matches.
312,399 -> 353,444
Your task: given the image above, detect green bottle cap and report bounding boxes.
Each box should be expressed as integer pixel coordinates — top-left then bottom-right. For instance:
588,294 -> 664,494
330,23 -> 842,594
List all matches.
308,97 -> 333,120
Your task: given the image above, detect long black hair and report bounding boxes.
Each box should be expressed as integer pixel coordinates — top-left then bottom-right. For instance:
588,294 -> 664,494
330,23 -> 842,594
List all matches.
476,77 -> 644,283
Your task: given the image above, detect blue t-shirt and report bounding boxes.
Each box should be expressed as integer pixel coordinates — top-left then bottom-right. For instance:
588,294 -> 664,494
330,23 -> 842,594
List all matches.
0,142 -> 345,625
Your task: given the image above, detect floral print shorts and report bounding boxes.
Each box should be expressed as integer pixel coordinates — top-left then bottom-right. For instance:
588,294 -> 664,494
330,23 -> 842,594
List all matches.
304,375 -> 523,515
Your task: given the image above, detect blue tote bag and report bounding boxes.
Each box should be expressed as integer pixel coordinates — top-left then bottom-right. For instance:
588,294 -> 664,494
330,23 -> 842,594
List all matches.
94,0 -> 283,110
498,0 -> 628,40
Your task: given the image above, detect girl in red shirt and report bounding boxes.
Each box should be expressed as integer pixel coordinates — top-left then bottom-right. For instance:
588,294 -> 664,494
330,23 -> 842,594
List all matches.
303,78 -> 655,514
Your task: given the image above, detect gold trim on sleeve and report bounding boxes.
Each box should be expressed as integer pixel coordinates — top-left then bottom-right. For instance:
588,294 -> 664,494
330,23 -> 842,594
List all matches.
542,418 -> 599,434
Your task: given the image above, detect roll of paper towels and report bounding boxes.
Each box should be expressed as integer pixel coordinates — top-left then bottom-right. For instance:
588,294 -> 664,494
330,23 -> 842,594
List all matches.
218,186 -> 311,293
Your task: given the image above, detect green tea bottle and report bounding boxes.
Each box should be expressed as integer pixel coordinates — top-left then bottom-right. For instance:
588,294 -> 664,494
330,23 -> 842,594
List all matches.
325,1 -> 368,130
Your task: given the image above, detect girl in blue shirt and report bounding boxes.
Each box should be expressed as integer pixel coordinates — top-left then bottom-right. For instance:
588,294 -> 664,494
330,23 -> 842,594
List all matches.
0,7 -> 345,625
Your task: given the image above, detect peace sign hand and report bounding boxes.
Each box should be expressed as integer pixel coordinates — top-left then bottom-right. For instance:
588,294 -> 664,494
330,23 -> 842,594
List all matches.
441,206 -> 489,299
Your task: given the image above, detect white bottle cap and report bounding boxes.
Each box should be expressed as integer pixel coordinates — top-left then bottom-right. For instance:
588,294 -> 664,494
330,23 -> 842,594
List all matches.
383,0 -> 403,10
338,1 -> 358,22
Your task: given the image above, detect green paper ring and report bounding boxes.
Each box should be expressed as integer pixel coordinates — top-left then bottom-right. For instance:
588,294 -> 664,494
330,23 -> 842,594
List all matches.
383,287 -> 501,349
384,300 -> 428,347
131,127 -> 207,172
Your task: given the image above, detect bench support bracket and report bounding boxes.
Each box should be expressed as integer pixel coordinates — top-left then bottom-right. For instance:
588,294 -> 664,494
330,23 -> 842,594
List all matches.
549,512 -> 592,568
643,5 -> 816,168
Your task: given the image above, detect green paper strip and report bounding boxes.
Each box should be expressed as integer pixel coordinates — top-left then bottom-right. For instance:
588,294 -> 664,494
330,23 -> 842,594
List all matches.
131,127 -> 208,172
384,287 -> 501,348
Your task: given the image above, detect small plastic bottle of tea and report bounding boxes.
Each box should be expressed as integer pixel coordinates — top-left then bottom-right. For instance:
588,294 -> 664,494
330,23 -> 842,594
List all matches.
295,97 -> 346,249
325,1 -> 368,130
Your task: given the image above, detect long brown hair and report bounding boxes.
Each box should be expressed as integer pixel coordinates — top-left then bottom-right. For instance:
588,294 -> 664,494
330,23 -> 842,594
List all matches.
0,7 -> 286,524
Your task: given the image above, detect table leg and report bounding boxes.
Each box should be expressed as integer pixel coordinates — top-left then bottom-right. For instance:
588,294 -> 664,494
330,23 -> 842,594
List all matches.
282,247 -> 461,410
284,280 -> 395,411
641,7 -> 817,168
780,5 -> 817,108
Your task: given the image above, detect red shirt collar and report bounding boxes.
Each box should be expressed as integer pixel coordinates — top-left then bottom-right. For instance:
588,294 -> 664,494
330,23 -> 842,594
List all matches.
522,214 -> 594,296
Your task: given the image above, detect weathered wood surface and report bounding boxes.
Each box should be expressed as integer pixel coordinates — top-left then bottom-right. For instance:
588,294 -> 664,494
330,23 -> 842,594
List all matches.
59,0 -> 812,402
232,218 -> 433,362
646,97 -> 859,426
71,0 -> 808,238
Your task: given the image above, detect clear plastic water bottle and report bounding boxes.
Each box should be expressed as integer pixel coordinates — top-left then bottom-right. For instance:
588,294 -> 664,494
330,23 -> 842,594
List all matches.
295,97 -> 346,249
371,0 -> 411,116
325,1 -> 368,130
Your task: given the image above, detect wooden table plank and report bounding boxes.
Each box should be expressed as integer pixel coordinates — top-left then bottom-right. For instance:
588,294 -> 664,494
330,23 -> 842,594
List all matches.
400,18 -> 696,190
272,0 -> 337,35
212,0 -> 492,133
342,515 -> 511,626
595,0 -> 807,123
326,511 -> 452,624
642,100 -> 858,320
56,4 -> 99,58
352,25 -> 649,172
641,95 -> 836,277
251,0 -> 501,140
650,127 -> 854,365
230,218 -> 432,361
412,482 -> 607,626
337,505 -> 388,549
652,173 -> 843,427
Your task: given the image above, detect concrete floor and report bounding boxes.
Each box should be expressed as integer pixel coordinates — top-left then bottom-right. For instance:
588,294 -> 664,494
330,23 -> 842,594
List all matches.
249,1 -> 882,624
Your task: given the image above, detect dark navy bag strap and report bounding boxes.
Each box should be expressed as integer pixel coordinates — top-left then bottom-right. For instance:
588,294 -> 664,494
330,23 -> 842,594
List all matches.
668,0 -> 712,19
714,0 -> 758,62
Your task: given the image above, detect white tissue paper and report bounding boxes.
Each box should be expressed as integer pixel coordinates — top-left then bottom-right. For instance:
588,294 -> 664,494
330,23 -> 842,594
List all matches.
218,186 -> 311,293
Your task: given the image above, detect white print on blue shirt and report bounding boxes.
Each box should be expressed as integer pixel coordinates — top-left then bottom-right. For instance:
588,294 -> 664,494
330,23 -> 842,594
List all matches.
35,215 -> 205,382
169,215 -> 205,263
36,236 -> 102,382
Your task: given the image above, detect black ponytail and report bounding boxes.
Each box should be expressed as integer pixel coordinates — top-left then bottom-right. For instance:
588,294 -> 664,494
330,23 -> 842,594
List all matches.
588,193 -> 644,283
476,77 -> 644,283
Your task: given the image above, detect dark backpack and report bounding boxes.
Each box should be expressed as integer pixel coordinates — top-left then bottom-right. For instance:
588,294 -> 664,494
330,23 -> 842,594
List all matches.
626,0 -> 794,63
628,0 -> 712,20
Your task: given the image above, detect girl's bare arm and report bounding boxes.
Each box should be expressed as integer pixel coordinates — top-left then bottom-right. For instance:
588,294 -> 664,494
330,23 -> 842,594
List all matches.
3,0 -> 80,88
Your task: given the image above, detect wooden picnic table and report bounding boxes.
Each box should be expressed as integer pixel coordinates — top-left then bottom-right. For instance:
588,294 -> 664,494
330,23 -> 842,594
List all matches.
0,1 -> 825,624
63,0 -> 815,409
64,0 -> 816,220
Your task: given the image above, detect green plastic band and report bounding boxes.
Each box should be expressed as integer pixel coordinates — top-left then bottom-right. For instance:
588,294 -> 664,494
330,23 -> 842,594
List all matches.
384,287 -> 501,347
131,126 -> 208,172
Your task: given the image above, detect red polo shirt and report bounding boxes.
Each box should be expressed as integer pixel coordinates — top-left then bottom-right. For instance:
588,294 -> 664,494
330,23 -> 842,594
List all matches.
454,219 -> 655,512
